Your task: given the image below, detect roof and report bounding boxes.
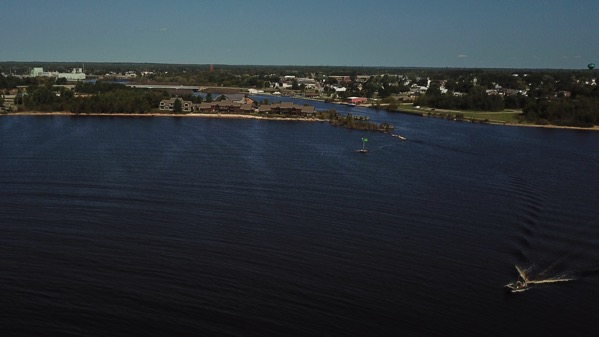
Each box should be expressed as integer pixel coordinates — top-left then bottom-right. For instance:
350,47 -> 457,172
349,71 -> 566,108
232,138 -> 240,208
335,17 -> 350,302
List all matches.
301,106 -> 316,114
259,105 -> 272,112
215,100 -> 241,107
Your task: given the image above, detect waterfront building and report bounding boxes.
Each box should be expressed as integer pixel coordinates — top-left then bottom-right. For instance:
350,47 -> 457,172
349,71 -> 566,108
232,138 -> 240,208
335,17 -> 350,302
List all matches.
159,98 -> 193,112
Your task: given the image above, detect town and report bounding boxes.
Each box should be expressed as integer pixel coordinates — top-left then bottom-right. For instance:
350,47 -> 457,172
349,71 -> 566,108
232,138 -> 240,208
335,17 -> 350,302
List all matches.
1,62 -> 598,127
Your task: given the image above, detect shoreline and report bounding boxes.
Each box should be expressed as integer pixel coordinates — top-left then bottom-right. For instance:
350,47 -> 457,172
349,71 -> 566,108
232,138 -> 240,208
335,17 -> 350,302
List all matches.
1,111 -> 325,122
258,94 -> 599,131
392,108 -> 599,131
485,120 -> 599,131
2,110 -> 598,131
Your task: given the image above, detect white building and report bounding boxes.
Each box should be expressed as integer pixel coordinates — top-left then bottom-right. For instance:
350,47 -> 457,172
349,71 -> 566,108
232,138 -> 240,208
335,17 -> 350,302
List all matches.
30,67 -> 44,77
29,67 -> 86,81
57,68 -> 86,81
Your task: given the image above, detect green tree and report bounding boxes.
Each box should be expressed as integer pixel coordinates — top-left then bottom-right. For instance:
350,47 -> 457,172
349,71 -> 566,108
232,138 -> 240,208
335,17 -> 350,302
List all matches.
425,83 -> 442,96
173,98 -> 182,113
61,89 -> 74,100
325,77 -> 338,85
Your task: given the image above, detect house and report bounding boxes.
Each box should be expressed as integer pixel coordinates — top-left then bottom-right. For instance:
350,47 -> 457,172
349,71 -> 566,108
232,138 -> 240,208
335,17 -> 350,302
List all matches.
259,105 -> 272,114
269,102 -> 298,114
297,78 -> 319,89
214,100 -> 242,113
240,104 -> 254,113
197,102 -> 213,112
261,102 -> 316,116
159,98 -> 192,112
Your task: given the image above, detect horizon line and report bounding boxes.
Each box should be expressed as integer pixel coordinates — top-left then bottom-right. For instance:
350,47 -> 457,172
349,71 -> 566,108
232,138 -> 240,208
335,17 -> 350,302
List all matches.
0,60 -> 593,71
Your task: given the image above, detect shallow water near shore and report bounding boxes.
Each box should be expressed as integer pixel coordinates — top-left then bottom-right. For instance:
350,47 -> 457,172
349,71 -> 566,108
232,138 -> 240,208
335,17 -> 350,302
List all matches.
1,113 -> 599,336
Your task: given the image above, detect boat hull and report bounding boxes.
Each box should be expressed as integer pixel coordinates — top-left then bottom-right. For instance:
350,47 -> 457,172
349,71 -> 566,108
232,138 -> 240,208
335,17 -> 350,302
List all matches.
505,283 -> 530,293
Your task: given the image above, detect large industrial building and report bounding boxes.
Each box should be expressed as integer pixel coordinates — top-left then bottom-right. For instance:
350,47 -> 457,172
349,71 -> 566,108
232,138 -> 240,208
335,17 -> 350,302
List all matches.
29,67 -> 86,81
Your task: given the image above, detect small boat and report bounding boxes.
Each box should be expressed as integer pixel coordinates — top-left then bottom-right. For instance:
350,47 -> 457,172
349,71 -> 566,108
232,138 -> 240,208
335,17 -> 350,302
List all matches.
392,134 -> 407,140
506,282 -> 530,292
505,280 -> 530,292
505,265 -> 532,293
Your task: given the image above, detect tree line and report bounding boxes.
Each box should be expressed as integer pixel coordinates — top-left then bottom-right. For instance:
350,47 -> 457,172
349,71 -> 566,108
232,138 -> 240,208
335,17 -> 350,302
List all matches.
13,81 -> 167,114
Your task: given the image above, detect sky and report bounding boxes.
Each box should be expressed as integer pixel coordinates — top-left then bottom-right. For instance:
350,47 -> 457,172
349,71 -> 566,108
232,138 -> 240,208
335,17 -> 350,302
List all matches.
1,0 -> 598,69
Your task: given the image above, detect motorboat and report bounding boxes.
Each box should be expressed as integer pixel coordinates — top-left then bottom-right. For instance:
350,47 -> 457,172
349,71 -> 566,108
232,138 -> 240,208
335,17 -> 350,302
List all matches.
505,265 -> 531,293
505,279 -> 530,292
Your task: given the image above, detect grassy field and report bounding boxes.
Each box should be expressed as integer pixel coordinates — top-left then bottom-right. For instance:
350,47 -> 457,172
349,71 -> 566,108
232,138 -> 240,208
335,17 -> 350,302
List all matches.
395,104 -> 527,124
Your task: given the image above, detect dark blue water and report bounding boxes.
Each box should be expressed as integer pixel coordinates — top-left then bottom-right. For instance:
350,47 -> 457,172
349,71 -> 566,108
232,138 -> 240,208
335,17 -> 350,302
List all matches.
1,112 -> 599,336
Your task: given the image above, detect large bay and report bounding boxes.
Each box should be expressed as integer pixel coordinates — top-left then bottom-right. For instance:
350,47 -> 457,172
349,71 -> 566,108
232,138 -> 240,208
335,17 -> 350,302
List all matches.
1,106 -> 599,336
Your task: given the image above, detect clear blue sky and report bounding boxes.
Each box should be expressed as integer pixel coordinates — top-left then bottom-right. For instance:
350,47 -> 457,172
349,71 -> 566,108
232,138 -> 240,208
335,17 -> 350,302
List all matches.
1,0 -> 598,69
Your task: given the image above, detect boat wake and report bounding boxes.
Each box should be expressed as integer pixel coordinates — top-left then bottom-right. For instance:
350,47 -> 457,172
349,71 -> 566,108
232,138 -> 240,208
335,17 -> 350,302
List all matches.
510,219 -> 599,293
506,264 -> 576,293
503,171 -> 599,293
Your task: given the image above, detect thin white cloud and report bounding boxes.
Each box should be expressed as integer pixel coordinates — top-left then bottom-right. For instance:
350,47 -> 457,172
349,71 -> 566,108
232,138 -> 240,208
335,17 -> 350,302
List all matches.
160,27 -> 168,32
